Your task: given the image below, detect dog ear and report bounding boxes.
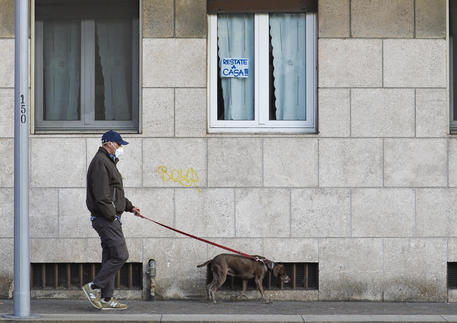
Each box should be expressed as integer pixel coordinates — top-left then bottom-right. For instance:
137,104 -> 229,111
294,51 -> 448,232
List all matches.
265,260 -> 274,272
272,263 -> 280,277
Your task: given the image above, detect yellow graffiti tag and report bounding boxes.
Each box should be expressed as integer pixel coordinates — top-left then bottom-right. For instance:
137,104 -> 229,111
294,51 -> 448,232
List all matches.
158,165 -> 201,192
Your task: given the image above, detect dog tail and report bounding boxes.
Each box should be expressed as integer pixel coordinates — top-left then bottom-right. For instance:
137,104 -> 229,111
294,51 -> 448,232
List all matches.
197,260 -> 212,268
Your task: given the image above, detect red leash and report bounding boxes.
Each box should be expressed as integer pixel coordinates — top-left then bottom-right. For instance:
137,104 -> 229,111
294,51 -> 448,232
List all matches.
136,214 -> 255,260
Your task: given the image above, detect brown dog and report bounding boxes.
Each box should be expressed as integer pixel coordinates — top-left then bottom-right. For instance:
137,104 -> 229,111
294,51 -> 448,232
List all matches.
197,253 -> 290,303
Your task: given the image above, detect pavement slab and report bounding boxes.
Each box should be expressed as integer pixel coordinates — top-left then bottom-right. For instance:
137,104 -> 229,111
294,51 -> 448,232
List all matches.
1,299 -> 457,322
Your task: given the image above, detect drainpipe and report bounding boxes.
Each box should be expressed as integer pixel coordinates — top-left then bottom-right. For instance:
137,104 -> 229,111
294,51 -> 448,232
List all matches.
147,259 -> 156,301
5,0 -> 33,319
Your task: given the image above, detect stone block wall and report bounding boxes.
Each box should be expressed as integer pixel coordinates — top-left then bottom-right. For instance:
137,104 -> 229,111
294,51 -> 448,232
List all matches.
0,0 -> 452,301
318,0 -> 448,302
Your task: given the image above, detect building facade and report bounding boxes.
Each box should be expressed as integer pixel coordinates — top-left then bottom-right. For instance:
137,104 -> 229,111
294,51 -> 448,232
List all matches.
0,0 -> 453,301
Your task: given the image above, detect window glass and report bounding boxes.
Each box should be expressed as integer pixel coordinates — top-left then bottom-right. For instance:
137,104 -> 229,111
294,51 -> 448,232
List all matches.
450,0 -> 457,123
95,19 -> 133,121
43,21 -> 81,121
35,0 -> 139,131
217,14 -> 254,120
269,13 -> 306,121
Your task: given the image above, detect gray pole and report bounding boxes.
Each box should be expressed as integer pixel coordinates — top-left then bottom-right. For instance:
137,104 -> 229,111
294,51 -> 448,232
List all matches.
12,0 -> 31,318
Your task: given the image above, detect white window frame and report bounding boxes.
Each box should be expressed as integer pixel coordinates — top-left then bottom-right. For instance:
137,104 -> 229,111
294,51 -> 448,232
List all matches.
34,13 -> 139,132
208,13 -> 317,134
451,35 -> 455,132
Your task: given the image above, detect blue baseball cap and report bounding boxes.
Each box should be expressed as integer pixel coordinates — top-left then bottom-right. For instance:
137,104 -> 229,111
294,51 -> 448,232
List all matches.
101,130 -> 129,145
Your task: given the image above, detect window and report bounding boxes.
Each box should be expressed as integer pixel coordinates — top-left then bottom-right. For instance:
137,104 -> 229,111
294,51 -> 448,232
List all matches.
208,0 -> 317,133
206,262 -> 319,291
35,0 -> 139,132
31,263 -> 143,290
451,0 -> 457,132
449,263 -> 457,289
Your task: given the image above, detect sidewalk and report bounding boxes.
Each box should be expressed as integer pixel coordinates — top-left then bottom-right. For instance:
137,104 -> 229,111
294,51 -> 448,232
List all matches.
2,299 -> 457,322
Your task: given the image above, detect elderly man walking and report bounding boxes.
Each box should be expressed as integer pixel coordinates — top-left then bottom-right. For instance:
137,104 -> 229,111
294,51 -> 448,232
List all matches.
82,130 -> 141,310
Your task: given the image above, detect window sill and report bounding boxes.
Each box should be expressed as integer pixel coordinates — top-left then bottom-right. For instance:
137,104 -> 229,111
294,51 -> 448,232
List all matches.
207,127 -> 317,135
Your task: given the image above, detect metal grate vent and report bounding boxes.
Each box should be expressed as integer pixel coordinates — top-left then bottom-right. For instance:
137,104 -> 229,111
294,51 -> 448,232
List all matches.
448,262 -> 457,289
207,262 -> 318,290
31,263 -> 143,290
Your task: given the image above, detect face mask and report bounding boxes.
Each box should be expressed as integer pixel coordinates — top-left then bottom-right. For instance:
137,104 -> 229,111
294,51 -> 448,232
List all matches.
110,142 -> 124,158
115,146 -> 124,158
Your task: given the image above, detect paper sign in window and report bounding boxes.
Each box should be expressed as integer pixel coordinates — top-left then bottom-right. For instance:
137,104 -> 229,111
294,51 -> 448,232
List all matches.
221,58 -> 249,78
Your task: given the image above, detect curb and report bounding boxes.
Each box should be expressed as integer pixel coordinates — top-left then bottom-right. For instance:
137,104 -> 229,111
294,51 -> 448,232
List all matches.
3,314 -> 457,323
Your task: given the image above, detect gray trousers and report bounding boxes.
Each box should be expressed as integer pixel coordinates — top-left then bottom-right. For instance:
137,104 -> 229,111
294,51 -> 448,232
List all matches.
92,216 -> 129,298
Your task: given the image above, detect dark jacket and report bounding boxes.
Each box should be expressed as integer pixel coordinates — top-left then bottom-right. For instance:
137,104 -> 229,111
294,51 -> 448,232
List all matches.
86,147 -> 133,221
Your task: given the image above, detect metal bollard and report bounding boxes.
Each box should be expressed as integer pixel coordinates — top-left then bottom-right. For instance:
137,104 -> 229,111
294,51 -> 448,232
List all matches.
146,259 -> 156,301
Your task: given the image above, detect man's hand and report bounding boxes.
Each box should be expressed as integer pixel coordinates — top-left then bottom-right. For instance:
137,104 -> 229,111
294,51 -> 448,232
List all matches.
132,207 -> 142,217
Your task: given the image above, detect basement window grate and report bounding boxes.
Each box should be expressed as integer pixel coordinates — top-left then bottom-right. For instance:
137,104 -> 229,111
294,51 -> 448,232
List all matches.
207,262 -> 318,290
31,263 -> 143,290
448,263 -> 457,289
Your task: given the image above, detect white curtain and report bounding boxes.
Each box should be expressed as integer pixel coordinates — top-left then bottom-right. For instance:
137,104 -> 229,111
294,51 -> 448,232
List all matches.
96,20 -> 131,120
217,14 -> 254,120
270,14 -> 307,120
43,21 -> 80,120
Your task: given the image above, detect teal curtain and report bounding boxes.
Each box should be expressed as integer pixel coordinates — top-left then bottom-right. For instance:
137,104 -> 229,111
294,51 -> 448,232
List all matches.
270,14 -> 307,120
43,21 -> 80,120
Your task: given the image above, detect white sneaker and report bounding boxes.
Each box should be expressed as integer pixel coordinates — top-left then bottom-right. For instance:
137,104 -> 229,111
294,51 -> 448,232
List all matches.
100,297 -> 128,311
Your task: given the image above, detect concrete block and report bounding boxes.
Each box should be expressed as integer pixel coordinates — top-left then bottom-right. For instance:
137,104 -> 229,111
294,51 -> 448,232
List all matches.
319,39 -> 382,88
143,238 -> 208,298
0,189 -> 13,237
207,238 -> 264,259
448,238 -> 457,261
318,89 -> 350,137
0,89 -> 13,137
31,138 -> 86,187
87,137 -> 143,188
263,238 -> 318,262
235,189 -> 290,237
0,238 -> 13,298
449,139 -> 457,187
142,0 -> 174,38
121,188 -> 175,238
0,139 -> 13,187
318,0 -> 350,37
291,189 -> 351,237
351,0 -> 414,38
31,238 -> 142,262
264,139 -> 318,187
30,188 -> 58,238
384,139 -> 447,187
383,238 -> 447,301
175,88 -> 207,137
416,89 -> 448,137
0,39 -> 14,87
143,138 -> 207,188
175,0 -> 206,37
351,89 -> 415,137
142,88 -> 174,137
416,0 -> 446,38
384,39 -> 446,87
319,238 -> 383,300
31,238 -> 100,263
175,188 -> 235,237
0,0 -> 14,37
117,138 -> 143,187
59,188 -> 97,238
416,189 -> 457,236
208,138 -> 262,187
319,139 -> 383,187
143,39 -> 206,87
352,189 -> 415,237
